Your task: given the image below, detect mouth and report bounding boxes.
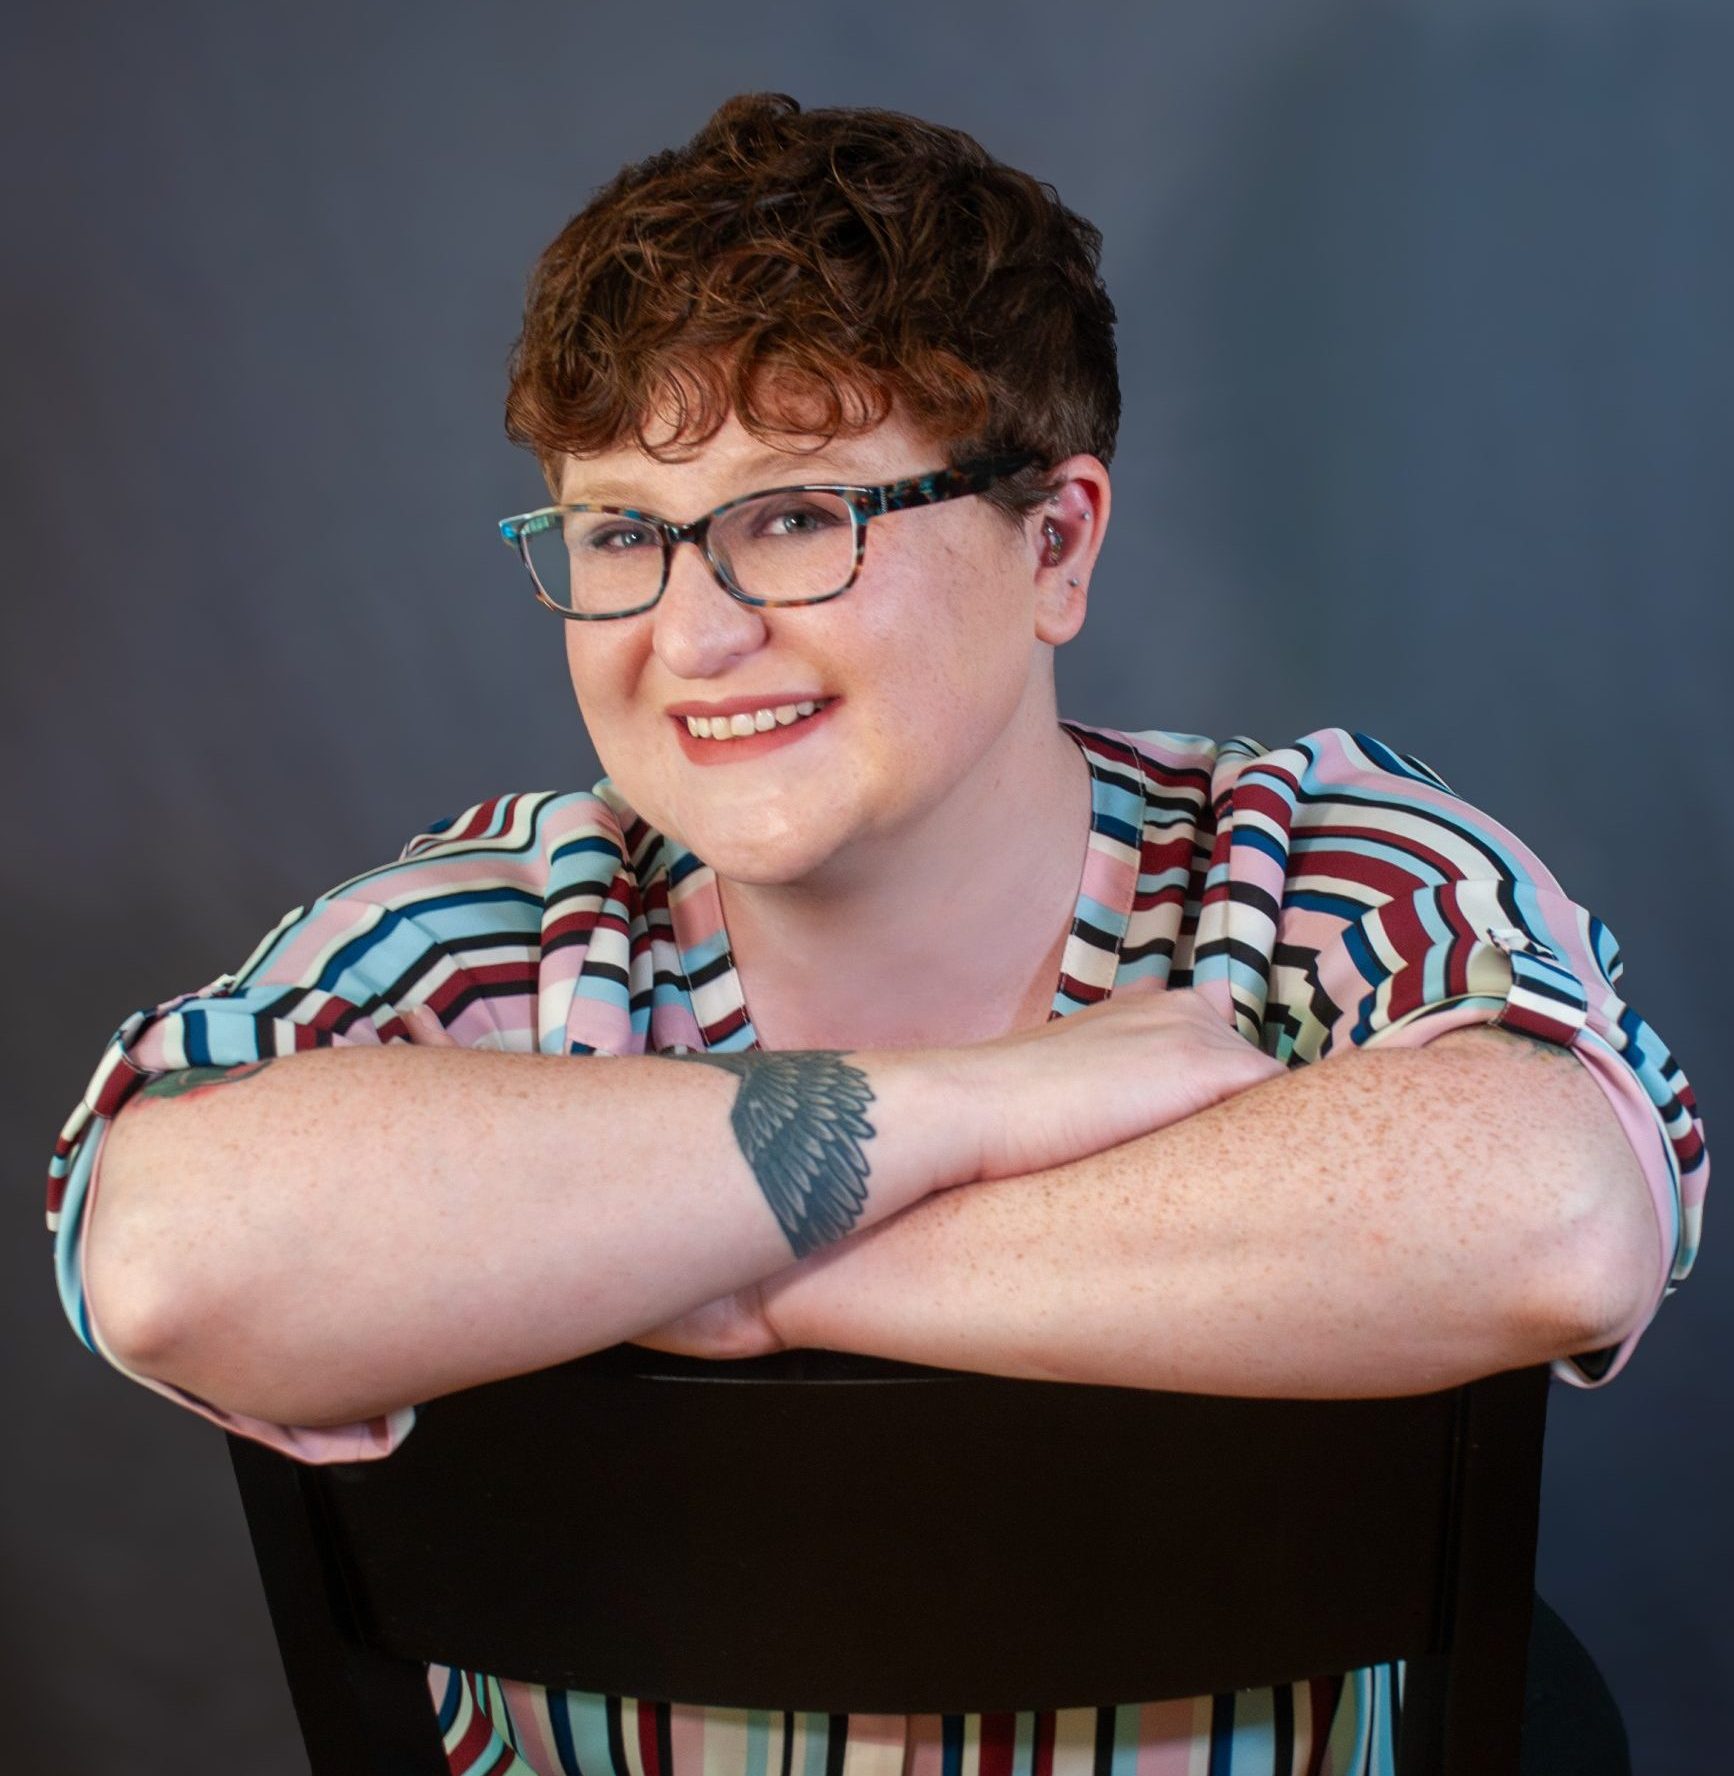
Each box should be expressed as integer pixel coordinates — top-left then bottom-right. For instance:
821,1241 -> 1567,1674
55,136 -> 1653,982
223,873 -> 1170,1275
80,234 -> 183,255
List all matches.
670,697 -> 842,764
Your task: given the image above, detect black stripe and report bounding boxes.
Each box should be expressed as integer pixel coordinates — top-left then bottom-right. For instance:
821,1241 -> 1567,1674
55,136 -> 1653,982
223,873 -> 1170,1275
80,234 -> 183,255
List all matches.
1273,1683 -> 1294,1775
683,951 -> 734,990
1274,750 -> 1524,885
1225,879 -> 1283,920
1502,970 -> 1584,1011
604,1694 -> 628,1776
656,1701 -> 673,1776
780,1710 -> 795,1776
380,794 -> 558,865
1092,1706 -> 1116,1776
1071,917 -> 1122,956
1117,936 -> 1176,967
1188,935 -> 1276,978
545,878 -> 615,916
824,1714 -> 848,1776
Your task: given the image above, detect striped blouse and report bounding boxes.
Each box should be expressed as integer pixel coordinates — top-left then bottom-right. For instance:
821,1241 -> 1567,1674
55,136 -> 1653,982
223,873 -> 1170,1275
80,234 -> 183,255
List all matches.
46,721 -> 1707,1776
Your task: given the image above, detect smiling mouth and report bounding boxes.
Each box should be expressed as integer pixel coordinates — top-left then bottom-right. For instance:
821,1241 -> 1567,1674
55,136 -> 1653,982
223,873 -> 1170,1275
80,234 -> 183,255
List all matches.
675,698 -> 840,741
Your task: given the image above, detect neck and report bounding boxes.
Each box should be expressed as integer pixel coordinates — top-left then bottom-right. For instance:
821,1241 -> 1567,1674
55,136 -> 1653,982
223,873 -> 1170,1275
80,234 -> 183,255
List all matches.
717,708 -> 1093,1052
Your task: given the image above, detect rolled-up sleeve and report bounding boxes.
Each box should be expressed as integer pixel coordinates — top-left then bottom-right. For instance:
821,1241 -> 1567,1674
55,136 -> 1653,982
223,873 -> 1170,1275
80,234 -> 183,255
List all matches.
45,894 -> 439,1461
1198,726 -> 1707,1390
42,794 -> 530,1463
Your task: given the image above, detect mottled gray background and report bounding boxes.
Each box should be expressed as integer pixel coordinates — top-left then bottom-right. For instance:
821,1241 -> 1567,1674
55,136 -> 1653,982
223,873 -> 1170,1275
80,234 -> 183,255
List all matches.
3,2 -> 1727,1771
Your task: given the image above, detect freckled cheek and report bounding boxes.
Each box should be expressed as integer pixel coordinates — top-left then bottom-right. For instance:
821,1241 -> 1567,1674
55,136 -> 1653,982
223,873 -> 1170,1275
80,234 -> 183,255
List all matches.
565,634 -> 645,723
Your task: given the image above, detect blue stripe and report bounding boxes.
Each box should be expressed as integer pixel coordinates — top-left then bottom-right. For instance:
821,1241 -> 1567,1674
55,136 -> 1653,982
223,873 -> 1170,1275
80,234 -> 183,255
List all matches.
1206,1691 -> 1236,1775
436,1664 -> 462,1733
942,1714 -> 963,1776
563,1691 -> 617,1776
1229,823 -> 1291,867
801,1714 -> 831,1776
547,1688 -> 587,1776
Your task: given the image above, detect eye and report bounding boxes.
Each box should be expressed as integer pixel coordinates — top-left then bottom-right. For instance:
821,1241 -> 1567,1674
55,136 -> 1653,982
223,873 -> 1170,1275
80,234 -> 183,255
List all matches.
568,518 -> 657,552
753,497 -> 848,538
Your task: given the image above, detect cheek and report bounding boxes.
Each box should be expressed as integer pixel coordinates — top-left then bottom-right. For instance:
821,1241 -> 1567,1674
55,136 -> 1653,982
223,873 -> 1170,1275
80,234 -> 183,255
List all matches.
563,628 -> 638,719
876,551 -> 1031,719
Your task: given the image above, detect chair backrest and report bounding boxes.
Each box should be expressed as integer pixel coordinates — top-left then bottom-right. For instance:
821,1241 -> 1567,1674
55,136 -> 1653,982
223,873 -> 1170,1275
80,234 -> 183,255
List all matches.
227,1344 -> 1551,1776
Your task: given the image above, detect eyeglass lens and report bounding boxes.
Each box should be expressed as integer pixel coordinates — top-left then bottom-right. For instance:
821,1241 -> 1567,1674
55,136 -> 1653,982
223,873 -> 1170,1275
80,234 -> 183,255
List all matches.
525,490 -> 859,616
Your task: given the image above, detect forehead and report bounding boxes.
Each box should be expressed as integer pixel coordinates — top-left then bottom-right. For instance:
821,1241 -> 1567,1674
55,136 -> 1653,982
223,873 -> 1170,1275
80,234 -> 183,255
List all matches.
555,407 -> 944,508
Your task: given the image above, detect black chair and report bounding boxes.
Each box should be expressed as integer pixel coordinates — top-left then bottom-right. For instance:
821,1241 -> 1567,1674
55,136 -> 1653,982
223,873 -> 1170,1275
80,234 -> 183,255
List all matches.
227,1344 -> 1559,1775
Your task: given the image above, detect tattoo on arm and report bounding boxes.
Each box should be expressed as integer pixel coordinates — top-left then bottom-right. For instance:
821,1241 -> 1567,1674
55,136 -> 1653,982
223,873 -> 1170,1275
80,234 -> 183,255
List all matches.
660,1050 -> 878,1258
135,1060 -> 278,1103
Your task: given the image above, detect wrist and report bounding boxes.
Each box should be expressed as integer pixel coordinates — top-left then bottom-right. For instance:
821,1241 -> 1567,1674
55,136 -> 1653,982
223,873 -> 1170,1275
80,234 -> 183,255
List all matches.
863,1043 -> 986,1202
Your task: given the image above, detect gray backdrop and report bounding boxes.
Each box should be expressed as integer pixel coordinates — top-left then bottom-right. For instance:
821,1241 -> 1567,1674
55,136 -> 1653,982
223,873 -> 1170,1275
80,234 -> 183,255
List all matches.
4,2 -> 1727,1771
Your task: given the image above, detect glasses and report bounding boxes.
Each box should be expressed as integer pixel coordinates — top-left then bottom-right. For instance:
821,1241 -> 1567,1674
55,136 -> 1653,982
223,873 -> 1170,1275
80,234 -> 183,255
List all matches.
497,450 -> 1042,620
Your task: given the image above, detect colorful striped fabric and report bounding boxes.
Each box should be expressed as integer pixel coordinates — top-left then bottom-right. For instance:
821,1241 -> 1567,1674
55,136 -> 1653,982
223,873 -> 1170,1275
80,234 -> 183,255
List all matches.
46,721 -> 1707,1776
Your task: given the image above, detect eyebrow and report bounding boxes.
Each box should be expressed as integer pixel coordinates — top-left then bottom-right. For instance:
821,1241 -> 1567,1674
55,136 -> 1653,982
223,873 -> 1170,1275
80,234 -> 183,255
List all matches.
563,444 -> 878,508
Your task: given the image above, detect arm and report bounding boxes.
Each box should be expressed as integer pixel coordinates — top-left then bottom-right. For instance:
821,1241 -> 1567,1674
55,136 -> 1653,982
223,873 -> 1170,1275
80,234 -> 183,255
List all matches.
760,1026 -> 1661,1398
87,1042 -> 977,1430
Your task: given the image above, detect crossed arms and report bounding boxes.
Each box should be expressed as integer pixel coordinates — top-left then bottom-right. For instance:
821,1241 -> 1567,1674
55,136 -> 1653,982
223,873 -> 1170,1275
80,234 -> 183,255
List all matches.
750,1024 -> 1662,1397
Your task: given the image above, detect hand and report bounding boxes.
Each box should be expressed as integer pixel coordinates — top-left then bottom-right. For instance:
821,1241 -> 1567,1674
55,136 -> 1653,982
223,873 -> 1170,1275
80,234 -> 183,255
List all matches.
627,1278 -> 786,1360
960,984 -> 1288,1180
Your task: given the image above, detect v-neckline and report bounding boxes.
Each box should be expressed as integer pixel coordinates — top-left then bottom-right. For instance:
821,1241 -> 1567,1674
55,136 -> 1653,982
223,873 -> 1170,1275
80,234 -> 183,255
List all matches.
662,720 -> 1146,1053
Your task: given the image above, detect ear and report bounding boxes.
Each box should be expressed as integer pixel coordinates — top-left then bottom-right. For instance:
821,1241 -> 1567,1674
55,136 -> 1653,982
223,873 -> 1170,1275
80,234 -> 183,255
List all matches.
1028,454 -> 1110,645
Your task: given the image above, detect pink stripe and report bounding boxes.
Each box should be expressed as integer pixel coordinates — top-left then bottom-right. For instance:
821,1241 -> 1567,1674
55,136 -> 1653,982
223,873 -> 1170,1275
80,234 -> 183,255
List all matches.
670,871 -> 727,952
498,1676 -> 561,1775
651,1001 -> 707,1051
259,900 -> 391,984
1078,842 -> 1136,909
668,1701 -> 708,1776
906,1715 -> 949,1776
565,986 -> 640,1054
1131,1698 -> 1206,1776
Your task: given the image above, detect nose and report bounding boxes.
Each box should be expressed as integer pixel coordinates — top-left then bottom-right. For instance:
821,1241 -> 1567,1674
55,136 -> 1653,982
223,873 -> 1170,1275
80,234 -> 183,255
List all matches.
650,535 -> 769,680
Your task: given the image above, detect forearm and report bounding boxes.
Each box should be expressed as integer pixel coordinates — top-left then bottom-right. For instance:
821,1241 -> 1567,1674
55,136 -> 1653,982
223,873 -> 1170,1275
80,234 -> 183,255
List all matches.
86,1043 -> 976,1426
762,1040 -> 1622,1398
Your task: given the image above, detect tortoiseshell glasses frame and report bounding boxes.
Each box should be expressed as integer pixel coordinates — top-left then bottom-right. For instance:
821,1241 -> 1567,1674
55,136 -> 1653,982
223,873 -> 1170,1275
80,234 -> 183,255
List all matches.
497,450 -> 1043,620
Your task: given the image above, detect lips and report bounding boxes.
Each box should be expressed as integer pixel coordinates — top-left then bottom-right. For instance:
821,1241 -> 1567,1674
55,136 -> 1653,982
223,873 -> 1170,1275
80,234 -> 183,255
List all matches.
666,694 -> 838,721
676,698 -> 838,738
670,696 -> 842,764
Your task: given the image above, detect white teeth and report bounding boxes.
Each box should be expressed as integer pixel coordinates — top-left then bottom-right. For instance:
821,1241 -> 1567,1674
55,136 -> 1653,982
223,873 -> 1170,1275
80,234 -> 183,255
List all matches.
683,700 -> 830,741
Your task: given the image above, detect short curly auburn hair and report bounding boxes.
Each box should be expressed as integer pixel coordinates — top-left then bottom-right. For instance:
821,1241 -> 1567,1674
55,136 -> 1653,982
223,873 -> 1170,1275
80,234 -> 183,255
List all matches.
503,92 -> 1120,532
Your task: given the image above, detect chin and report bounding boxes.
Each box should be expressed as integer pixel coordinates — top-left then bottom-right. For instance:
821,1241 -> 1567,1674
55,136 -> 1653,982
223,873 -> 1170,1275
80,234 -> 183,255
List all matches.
691,828 -> 833,886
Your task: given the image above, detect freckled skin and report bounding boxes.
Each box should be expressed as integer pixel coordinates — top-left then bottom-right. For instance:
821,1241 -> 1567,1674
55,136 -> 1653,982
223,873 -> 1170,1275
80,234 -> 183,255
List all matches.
658,1048 -> 879,1258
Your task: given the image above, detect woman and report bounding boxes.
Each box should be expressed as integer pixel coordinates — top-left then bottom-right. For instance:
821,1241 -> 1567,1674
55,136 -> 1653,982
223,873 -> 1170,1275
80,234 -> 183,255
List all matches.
48,92 -> 1702,1776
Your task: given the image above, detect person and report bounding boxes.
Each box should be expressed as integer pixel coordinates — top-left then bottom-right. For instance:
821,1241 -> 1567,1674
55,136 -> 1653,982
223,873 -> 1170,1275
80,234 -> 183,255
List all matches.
46,92 -> 1705,1776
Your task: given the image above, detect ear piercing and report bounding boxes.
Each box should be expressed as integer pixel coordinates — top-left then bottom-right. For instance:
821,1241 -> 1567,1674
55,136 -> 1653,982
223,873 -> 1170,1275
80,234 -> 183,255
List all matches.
1044,520 -> 1082,585
1044,520 -> 1063,559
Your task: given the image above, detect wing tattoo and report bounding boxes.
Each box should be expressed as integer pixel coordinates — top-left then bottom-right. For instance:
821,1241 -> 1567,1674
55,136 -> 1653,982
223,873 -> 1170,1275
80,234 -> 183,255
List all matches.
660,1049 -> 879,1258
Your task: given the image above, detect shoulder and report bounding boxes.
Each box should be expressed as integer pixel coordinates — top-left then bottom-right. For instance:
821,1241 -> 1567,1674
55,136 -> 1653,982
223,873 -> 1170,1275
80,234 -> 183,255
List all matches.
293,789 -> 639,909
1066,719 -> 1247,814
392,788 -> 632,868
1196,725 -> 1459,805
1072,720 -> 1455,829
